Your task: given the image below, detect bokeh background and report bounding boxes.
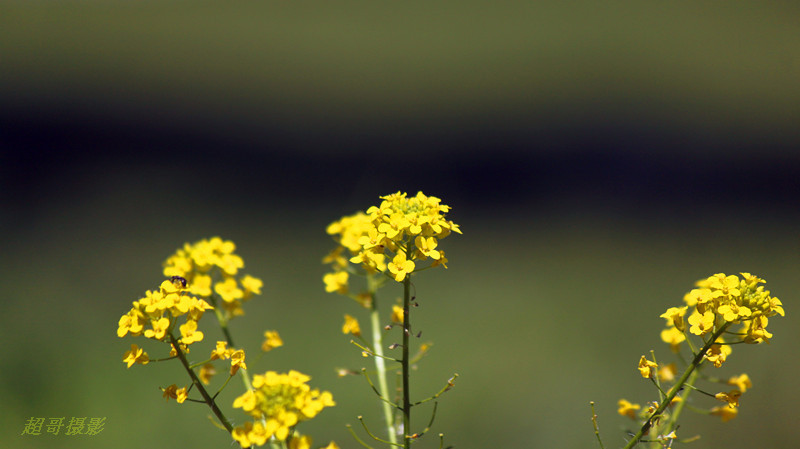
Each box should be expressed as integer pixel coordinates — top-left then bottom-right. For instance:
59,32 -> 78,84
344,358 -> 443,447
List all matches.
2,2 -> 799,449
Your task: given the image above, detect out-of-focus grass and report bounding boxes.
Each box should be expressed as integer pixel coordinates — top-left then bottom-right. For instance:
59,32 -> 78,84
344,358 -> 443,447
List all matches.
1,169 -> 797,449
2,1 -> 799,152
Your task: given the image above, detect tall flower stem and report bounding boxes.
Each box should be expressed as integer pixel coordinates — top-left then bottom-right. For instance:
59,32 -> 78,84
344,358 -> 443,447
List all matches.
367,274 -> 398,445
622,323 -> 730,449
167,333 -> 233,433
401,274 -> 412,449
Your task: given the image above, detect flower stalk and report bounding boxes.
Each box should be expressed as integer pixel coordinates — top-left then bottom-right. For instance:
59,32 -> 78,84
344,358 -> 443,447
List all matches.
167,332 -> 233,433
368,289 -> 398,445
401,274 -> 412,449
622,323 -> 729,449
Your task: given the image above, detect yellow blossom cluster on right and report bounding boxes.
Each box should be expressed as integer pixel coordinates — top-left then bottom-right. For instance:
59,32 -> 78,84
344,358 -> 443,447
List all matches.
620,273 -> 785,426
323,191 -> 461,295
660,273 -> 784,354
231,370 -> 335,448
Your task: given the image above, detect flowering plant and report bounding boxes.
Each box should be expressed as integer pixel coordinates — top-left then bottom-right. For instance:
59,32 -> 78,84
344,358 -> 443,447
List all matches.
592,272 -> 785,448
118,237 -> 337,449
118,191 -> 462,449
324,191 -> 461,449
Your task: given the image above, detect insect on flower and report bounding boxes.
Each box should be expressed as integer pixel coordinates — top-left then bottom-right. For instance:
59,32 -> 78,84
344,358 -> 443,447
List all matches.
170,275 -> 188,288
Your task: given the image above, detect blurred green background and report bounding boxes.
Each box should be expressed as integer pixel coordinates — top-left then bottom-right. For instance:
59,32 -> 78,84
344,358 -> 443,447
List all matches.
1,2 -> 799,449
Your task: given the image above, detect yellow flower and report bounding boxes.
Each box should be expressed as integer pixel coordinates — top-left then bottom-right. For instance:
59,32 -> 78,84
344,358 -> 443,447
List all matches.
431,250 -> 449,268
660,326 -> 685,352
122,344 -> 149,368
233,370 -> 335,444
710,405 -> 738,422
683,288 -> 712,307
638,355 -> 658,379
657,363 -> 677,383
744,315 -> 773,343
230,349 -> 247,375
289,434 -> 312,449
233,390 -> 258,413
215,277 -> 244,303
707,273 -> 741,300
178,319 -> 204,345
187,296 -> 214,321
715,389 -> 741,408
414,236 -> 441,260
704,342 -> 732,368
242,275 -> 263,298
388,252 -> 415,282
727,374 -> 752,393
718,303 -> 752,322
391,305 -> 404,324
218,253 -> 244,276
232,421 -> 270,448
162,384 -> 188,403
617,399 -> 640,419
323,271 -> 349,294
342,314 -> 361,337
688,310 -> 715,336
190,274 -> 213,297
144,317 -> 170,341
660,306 -> 687,332
262,330 -> 283,352
117,310 -> 146,337
211,341 -> 232,360
175,386 -> 188,404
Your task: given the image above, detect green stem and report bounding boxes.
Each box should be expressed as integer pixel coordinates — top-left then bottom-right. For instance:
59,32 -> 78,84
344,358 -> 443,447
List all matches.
622,323 -> 730,449
167,333 -> 233,433
663,368 -> 698,434
402,275 -> 412,449
369,288 -> 398,445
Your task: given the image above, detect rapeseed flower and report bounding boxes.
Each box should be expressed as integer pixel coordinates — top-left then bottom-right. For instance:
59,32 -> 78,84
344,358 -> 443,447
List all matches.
261,330 -> 283,352
163,237 -> 263,318
615,273 -> 783,447
342,314 -> 361,337
122,344 -> 149,368
710,404 -> 738,422
638,356 -> 658,379
727,374 -> 752,393
232,370 -> 334,447
618,399 -> 641,419
118,277 -> 212,350
323,191 -> 461,295
665,273 -> 783,354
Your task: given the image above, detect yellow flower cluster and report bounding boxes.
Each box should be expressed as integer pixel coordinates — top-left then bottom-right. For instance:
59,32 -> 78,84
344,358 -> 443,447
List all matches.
163,237 -> 263,317
661,273 -> 784,354
231,370 -> 335,447
118,277 -> 214,364
324,191 -> 461,293
616,272 -> 786,428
